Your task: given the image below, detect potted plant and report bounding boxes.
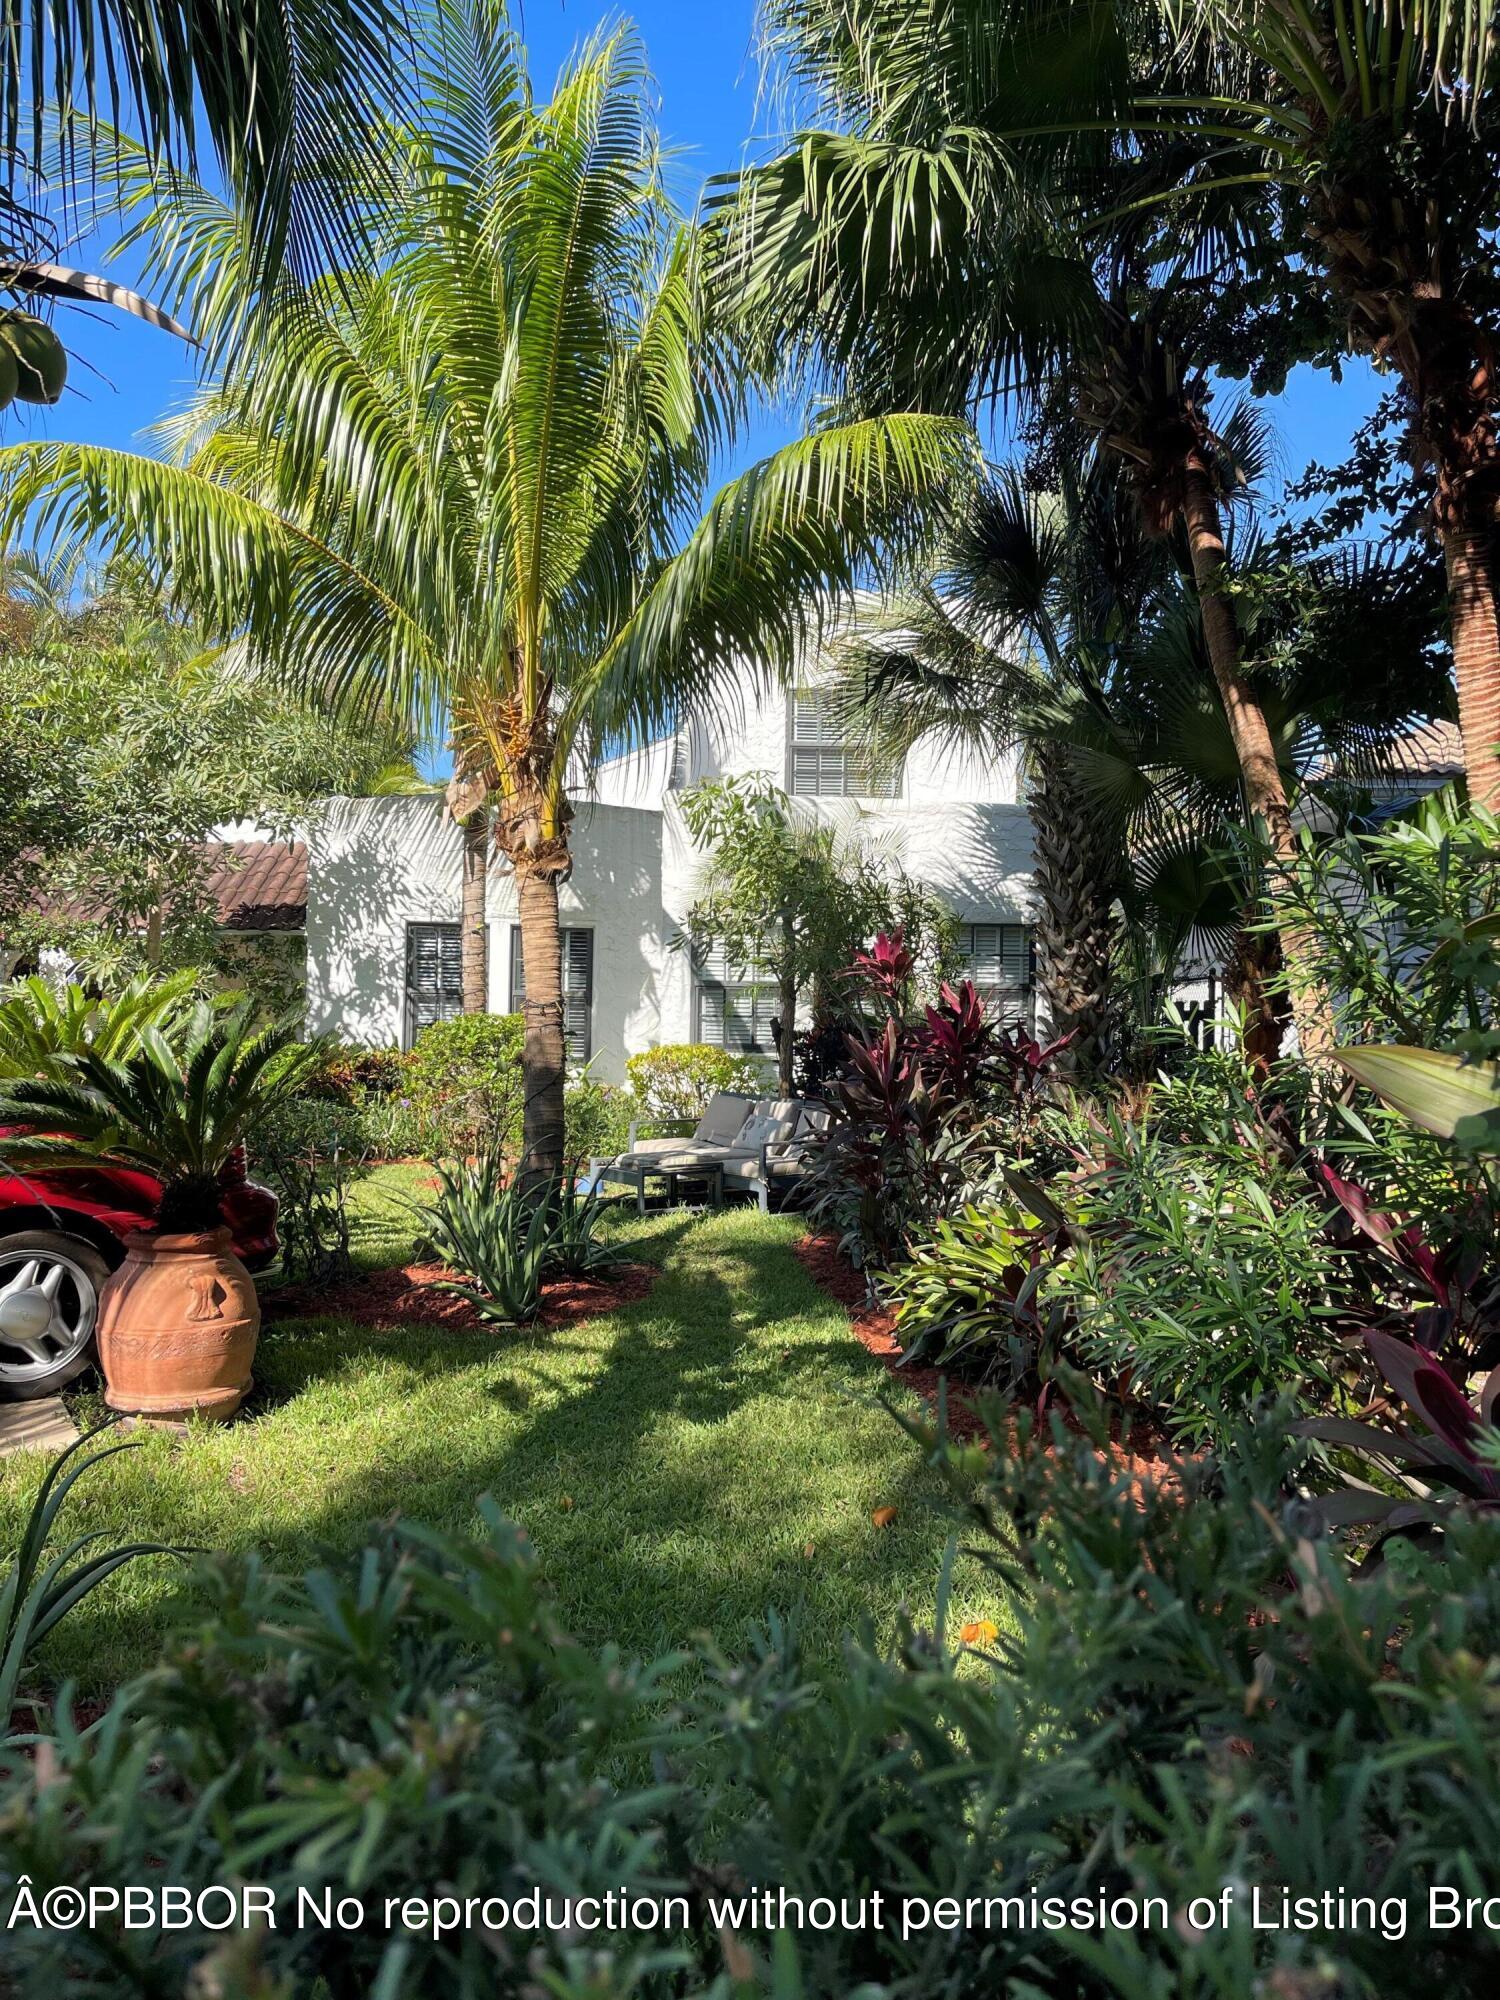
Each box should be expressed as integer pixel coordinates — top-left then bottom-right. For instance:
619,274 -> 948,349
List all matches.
0,1001 -> 322,1422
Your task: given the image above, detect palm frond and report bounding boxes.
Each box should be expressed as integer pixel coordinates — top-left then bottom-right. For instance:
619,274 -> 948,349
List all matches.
577,413 -> 979,758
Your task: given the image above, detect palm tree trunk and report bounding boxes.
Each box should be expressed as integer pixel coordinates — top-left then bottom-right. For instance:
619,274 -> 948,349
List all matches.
1224,923 -> 1289,1076
1442,526 -> 1500,813
459,805 -> 489,1012
1179,462 -> 1335,1067
1027,743 -> 1118,1071
515,863 -> 568,1182
778,910 -> 798,1095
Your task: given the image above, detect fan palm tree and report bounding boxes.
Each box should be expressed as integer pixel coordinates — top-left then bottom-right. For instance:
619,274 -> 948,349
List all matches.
711,0 -> 1341,1058
836,456 -> 1452,1067
1154,0 -> 1500,810
0,2 -> 972,1177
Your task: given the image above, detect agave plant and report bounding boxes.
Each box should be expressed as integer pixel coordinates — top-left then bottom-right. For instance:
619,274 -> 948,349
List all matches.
3,1426 -> 181,1736
544,1178 -> 620,1281
0,970 -> 201,1080
416,1143 -> 554,1328
0,999 -> 325,1231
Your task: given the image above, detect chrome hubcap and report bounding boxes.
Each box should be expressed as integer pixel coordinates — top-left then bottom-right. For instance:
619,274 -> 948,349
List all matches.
0,1249 -> 98,1384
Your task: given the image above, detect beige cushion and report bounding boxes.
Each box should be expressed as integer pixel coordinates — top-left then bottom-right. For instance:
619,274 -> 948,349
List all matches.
694,1092 -> 756,1145
734,1112 -> 789,1151
623,1135 -> 702,1160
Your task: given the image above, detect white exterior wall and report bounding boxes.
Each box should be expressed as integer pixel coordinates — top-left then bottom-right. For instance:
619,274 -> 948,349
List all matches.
305,796 -> 667,1084
307,660 -> 1038,1077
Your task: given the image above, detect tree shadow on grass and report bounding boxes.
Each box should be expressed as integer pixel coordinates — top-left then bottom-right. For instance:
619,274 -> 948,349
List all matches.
25,1213 -> 961,1688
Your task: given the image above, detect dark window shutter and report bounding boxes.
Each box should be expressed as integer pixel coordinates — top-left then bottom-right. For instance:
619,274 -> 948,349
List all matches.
956,922 -> 1034,1027
404,922 -> 463,1044
509,925 -> 592,1063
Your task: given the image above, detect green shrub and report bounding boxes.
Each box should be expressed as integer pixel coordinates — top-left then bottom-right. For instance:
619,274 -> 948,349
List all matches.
253,1096 -> 371,1285
624,1041 -> 764,1123
353,1088 -> 429,1161
564,1074 -> 635,1161
881,1199 -> 1069,1386
415,1140 -> 552,1325
544,1177 -> 620,1278
9,1408 -> 1500,1996
1058,1113 -> 1347,1441
302,1042 -> 406,1102
406,1012 -> 524,1153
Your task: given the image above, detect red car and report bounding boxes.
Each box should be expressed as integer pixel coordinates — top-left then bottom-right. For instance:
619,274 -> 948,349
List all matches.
0,1148 -> 278,1401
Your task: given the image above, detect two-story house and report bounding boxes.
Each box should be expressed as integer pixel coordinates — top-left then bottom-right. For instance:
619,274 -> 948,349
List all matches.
303,669 -> 1039,1082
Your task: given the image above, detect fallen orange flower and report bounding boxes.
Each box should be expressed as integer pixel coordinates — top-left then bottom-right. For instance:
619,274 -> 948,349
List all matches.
959,1618 -> 999,1647
871,1505 -> 898,1528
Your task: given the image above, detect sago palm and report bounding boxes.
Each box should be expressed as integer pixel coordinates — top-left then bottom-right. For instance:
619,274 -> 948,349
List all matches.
1152,0 -> 1500,810
0,998 -> 324,1231
712,0 -> 1341,1058
0,1 -> 971,1176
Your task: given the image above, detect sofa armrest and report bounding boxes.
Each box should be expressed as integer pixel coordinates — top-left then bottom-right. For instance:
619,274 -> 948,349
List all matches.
627,1119 -> 641,1149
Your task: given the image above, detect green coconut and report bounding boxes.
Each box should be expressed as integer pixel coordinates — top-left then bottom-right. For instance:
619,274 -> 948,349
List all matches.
0,338 -> 17,411
0,312 -> 67,405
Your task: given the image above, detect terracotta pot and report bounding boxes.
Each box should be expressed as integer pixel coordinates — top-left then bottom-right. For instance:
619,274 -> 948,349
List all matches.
97,1227 -> 259,1423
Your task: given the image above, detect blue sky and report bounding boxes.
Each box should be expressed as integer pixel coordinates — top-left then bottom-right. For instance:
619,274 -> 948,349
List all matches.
37,0 -> 1379,495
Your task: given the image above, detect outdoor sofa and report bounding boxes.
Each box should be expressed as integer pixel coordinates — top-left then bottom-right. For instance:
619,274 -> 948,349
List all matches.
590,1091 -> 831,1213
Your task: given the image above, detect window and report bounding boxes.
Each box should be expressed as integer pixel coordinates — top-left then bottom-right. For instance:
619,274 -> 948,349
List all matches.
404,922 -> 463,1045
509,926 -> 594,1064
692,939 -> 778,1053
956,922 -> 1034,1027
789,689 -> 901,798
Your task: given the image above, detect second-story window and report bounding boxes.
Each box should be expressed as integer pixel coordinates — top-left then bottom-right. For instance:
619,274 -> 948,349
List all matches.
789,689 -> 901,798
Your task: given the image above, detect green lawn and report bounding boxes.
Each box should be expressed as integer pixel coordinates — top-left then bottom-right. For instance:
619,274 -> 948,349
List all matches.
5,1168 -> 1002,1690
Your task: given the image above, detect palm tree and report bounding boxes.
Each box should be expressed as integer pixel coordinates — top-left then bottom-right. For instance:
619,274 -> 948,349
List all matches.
711,0 -> 1341,1058
837,456 -> 1452,1068
0,3 -> 971,1177
1,0 -> 408,307
1152,0 -> 1500,810
833,463 -> 1155,1069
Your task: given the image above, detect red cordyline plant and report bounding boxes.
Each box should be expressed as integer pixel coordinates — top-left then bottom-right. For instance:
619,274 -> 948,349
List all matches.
1316,1164 -> 1500,1373
1299,1165 -> 1500,1547
845,928 -> 917,1019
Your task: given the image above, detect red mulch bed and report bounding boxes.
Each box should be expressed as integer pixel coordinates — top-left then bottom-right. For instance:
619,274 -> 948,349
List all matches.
794,1232 -> 1177,1486
263,1260 -> 658,1335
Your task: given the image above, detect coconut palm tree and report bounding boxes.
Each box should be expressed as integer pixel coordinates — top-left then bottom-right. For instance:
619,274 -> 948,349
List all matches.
0,2 -> 972,1177
711,0 -> 1343,1058
1151,0 -> 1500,810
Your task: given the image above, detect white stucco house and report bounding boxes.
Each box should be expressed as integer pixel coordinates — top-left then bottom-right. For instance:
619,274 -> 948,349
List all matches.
302,672 -> 1040,1084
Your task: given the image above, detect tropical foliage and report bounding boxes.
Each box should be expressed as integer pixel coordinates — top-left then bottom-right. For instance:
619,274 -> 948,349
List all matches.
9,1409 -> 1500,1994
0,998 -> 324,1230
0,0 -> 971,1179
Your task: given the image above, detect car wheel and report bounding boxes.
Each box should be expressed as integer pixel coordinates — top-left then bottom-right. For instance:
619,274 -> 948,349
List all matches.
0,1231 -> 109,1401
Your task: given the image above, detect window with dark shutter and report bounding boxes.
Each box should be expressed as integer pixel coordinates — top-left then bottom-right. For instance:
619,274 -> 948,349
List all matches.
509,926 -> 594,1064
692,938 -> 777,1052
404,922 -> 464,1045
789,689 -> 901,798
955,922 -> 1035,1027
